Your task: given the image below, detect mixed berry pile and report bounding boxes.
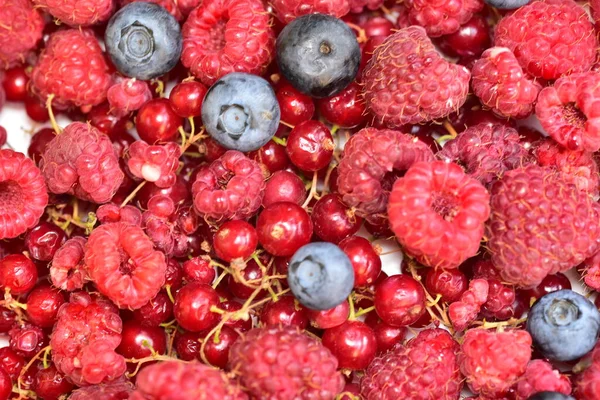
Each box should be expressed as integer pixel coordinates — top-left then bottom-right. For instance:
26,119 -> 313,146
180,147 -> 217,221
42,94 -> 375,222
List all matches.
1,0 -> 600,399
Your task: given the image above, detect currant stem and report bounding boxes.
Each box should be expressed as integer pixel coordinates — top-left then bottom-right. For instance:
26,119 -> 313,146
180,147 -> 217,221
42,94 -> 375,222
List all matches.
120,181 -> 146,208
302,171 -> 320,208
271,135 -> 287,146
45,94 -> 62,135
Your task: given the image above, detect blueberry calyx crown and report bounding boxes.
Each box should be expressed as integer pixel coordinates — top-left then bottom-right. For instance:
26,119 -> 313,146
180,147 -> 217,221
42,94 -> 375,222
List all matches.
545,298 -> 580,327
217,104 -> 250,140
118,21 -> 154,63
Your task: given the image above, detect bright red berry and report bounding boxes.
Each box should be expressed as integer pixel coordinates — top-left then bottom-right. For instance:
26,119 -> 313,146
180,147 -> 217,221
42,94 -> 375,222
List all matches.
136,98 -> 182,143
213,220 -> 258,262
374,275 -> 426,327
322,320 -> 377,370
169,80 -> 208,118
0,254 -> 37,295
256,202 -> 313,257
286,121 -> 334,172
173,282 -> 220,332
312,194 -> 362,244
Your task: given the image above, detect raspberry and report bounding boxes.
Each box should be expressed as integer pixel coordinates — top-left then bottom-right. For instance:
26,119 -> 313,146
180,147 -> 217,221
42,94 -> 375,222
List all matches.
0,0 -> 44,68
349,0 -> 384,13
448,278 -> 489,331
40,122 -> 124,204
120,0 -> 182,20
580,250 -> 600,291
0,149 -> 48,240
127,141 -> 181,188
130,361 -> 247,400
68,378 -> 134,400
576,360 -> 600,399
459,329 -> 532,397
96,203 -> 142,226
192,150 -> 265,221
593,0 -> 600,32
177,0 -> 201,16
229,326 -> 345,399
535,72 -> 600,152
107,78 -> 152,118
481,279 -> 516,321
50,237 -> 88,291
405,0 -> 483,37
31,29 -> 112,110
181,0 -> 275,86
50,292 -> 126,386
32,0 -> 114,26
360,328 -> 462,400
271,0 -> 350,23
487,165 -> 600,288
85,222 -> 167,309
8,322 -> 46,358
363,26 -> 470,127
336,127 -> 434,220
472,47 -> 542,119
514,359 -> 572,400
438,123 -> 528,187
494,0 -> 596,80
388,161 -> 490,269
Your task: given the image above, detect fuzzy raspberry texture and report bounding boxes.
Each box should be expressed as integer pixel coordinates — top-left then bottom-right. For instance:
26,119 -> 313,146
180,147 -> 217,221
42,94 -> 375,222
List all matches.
120,0 -> 182,20
192,150 -> 265,221
495,0 -> 596,80
438,123 -> 528,187
50,237 -> 88,292
33,0 -> 114,26
536,72 -> 600,152
31,29 -> 111,110
96,203 -> 142,226
51,292 -> 126,386
0,0 -> 44,68
272,0 -> 350,23
363,26 -> 470,127
405,0 -> 483,37
460,329 -> 532,397
487,165 -> 600,288
448,278 -> 488,331
229,326 -> 345,400
177,0 -> 202,16
580,250 -> 600,291
472,47 -> 542,119
576,355 -> 600,400
68,378 -> 134,400
40,122 -> 124,204
181,0 -> 274,86
514,360 -> 572,400
388,161 -> 490,269
337,127 -> 434,220
127,141 -> 181,189
593,0 -> 600,32
107,78 -> 152,118
0,149 -> 48,240
361,328 -> 462,400
349,0 -> 384,13
85,222 -> 167,309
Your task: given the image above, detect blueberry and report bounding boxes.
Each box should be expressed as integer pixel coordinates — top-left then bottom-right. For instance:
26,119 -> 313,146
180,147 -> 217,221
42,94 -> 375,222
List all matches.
105,2 -> 182,80
527,392 -> 575,400
287,242 -> 354,311
201,73 -> 280,152
276,13 -> 361,98
483,0 -> 530,9
526,289 -> 600,361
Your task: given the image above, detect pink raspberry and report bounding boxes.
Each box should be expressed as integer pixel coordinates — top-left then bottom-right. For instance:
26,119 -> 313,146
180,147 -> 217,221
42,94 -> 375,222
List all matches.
576,359 -> 600,399
514,359 -> 572,400
40,122 -> 124,204
536,71 -> 600,152
32,0 -> 115,26
107,78 -> 152,118
448,278 -> 488,331
181,0 -> 275,86
363,26 -> 470,127
177,0 -> 202,16
480,278 -> 516,321
126,141 -> 181,188
85,222 -> 167,309
96,203 -> 142,226
50,237 -> 88,292
0,149 -> 48,240
0,0 -> 44,68
51,292 -> 126,386
192,150 -> 265,221
120,0 -> 182,20
580,250 -> 600,291
68,378 -> 134,399
349,0 -> 384,13
405,0 -> 483,37
472,47 -> 542,119
495,0 -> 596,80
271,0 -> 350,23
31,29 -> 112,111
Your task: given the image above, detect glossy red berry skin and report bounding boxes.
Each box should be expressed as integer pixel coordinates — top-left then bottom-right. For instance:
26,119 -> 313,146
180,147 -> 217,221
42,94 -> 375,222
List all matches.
164,258 -> 184,291
182,258 -> 215,285
0,347 -> 24,380
339,236 -> 382,287
521,273 -> 572,305
136,98 -> 182,143
25,284 -> 66,328
438,14 -> 491,59
312,194 -> 362,244
173,282 -> 220,332
136,176 -> 190,209
425,268 -> 468,303
25,94 -> 50,123
203,325 -> 239,369
220,300 -> 253,332
374,275 -> 426,327
2,67 -> 28,102
213,220 -> 258,262
263,170 -> 306,207
117,321 -> 167,359
24,222 -> 66,262
307,301 -> 349,329
169,81 -> 207,118
365,313 -> 406,354
260,295 -> 308,329
0,127 -> 6,148
0,368 -> 11,400
174,331 -> 200,361
0,254 -> 38,295
256,202 -> 313,257
87,103 -> 129,139
317,82 -> 366,128
276,80 -> 315,126
132,292 -> 173,327
322,320 -> 377,370
286,121 -> 334,172
249,141 -> 290,173
227,259 -> 266,300
0,307 -> 15,333
33,364 -> 73,400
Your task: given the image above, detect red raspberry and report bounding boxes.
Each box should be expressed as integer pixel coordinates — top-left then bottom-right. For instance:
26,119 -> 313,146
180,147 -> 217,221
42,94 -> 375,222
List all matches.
593,0 -> 600,32
8,322 -> 46,358
349,0 -> 384,13
459,328 -> 532,397
68,378 -> 133,400
363,26 -> 470,127
405,0 -> 483,37
487,165 -> 600,288
192,150 -> 265,221
120,0 -> 182,20
514,359 -> 572,400
472,47 -> 542,119
50,237 -> 88,291
130,361 -> 247,400
85,222 -> 167,309
32,0 -> 114,26
481,279 -> 516,321
31,29 -> 112,110
0,149 -> 48,240
495,0 -> 596,80
361,328 -> 463,400
388,161 -> 490,269
438,123 -> 528,187
448,278 -> 488,331
580,250 -> 600,291
127,141 -> 181,188
50,292 -> 126,386
271,0 -> 350,23
178,0 -> 201,16
40,122 -> 124,204
181,0 -> 274,86
0,0 -> 44,68
576,360 -> 600,399
229,326 -> 345,399
107,78 -> 152,118
536,71 -> 600,152
96,203 -> 142,226
336,127 -> 435,220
